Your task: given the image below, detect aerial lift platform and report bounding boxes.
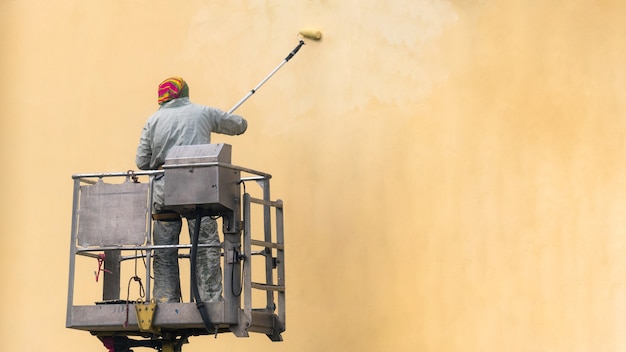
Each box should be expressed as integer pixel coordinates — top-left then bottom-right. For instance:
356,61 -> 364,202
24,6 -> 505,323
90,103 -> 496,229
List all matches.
66,144 -> 286,352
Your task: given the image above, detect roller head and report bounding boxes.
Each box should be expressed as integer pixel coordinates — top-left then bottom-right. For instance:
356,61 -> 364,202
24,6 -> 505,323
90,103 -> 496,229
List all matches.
298,28 -> 322,40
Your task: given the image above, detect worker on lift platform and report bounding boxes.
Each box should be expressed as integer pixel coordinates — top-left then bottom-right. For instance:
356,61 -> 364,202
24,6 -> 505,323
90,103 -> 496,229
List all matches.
135,77 -> 248,303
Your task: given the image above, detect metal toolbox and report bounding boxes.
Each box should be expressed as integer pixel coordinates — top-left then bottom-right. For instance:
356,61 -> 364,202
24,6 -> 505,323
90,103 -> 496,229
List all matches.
163,143 -> 240,215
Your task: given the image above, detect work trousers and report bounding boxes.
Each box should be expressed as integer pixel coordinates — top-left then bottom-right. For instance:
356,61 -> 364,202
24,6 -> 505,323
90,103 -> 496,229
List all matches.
152,216 -> 223,303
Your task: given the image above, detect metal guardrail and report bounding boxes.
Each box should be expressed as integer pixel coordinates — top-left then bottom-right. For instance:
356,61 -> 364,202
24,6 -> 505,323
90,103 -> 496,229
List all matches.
66,164 -> 285,345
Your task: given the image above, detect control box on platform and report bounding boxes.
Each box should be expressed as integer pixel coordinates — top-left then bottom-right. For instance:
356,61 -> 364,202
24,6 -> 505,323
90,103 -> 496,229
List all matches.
163,143 -> 240,216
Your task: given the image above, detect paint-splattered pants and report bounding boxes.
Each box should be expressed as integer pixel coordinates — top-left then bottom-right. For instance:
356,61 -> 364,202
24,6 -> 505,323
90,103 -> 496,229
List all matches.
152,216 -> 223,303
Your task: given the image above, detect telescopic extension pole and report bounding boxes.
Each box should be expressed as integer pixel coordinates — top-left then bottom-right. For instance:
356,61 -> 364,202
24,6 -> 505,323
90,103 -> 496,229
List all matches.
227,40 -> 306,114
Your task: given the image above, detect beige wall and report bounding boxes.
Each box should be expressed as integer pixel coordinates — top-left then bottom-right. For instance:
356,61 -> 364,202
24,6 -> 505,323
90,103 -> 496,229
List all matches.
2,0 -> 626,351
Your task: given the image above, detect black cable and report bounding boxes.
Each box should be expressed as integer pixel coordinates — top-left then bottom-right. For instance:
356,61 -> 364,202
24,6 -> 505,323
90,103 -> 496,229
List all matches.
231,247 -> 243,297
190,210 -> 215,333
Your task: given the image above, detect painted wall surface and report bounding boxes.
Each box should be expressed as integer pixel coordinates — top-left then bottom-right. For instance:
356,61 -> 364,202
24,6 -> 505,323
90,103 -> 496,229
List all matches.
2,0 -> 626,351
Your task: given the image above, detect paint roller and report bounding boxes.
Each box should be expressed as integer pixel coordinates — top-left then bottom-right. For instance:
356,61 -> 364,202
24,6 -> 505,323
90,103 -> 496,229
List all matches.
298,28 -> 322,40
227,28 -> 322,114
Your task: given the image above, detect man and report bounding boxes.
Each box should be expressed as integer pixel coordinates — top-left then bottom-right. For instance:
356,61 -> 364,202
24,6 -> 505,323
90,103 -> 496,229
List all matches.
136,77 -> 247,303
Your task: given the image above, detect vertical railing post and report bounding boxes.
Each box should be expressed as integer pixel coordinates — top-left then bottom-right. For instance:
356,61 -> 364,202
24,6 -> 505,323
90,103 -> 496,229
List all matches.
102,250 -> 121,301
145,175 -> 155,302
262,178 -> 275,312
66,177 -> 81,327
275,200 -> 286,329
243,193 -> 252,319
223,179 -> 243,324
